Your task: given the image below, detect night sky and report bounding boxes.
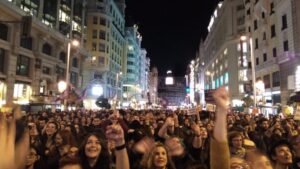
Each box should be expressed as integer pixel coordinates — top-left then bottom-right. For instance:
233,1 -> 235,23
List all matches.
125,0 -> 221,76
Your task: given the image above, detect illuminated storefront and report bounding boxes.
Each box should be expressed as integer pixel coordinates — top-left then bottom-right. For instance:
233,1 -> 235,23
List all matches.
13,82 -> 32,105
0,80 -> 7,107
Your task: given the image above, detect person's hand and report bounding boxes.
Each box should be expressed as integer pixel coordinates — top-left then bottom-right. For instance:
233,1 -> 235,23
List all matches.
191,123 -> 201,137
106,124 -> 125,146
173,114 -> 179,126
165,137 -> 185,156
133,137 -> 155,154
0,115 -> 29,169
165,117 -> 175,127
213,87 -> 230,112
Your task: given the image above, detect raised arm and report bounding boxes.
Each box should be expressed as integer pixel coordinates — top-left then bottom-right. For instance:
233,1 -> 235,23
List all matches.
210,87 -> 230,169
106,124 -> 130,169
158,117 -> 174,139
0,114 -> 29,169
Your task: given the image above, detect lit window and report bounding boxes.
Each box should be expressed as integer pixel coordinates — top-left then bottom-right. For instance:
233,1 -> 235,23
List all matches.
224,72 -> 229,84
239,84 -> 244,93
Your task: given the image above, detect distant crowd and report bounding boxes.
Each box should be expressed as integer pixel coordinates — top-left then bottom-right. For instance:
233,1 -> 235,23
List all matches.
0,87 -> 300,169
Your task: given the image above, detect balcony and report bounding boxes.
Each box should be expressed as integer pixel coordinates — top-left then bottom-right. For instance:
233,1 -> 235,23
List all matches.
276,51 -> 297,64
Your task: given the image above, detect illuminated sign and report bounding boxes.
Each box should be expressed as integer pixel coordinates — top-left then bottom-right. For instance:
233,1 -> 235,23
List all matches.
165,77 -> 174,85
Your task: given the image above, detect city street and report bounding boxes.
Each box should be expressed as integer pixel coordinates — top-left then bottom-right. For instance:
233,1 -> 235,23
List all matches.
1,0 -> 300,169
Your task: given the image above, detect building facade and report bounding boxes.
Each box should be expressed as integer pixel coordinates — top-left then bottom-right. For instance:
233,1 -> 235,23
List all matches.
0,0 -> 86,107
83,0 -> 126,108
199,0 -> 248,106
157,73 -> 186,108
275,0 -> 300,104
139,48 -> 150,103
123,25 -> 143,107
149,67 -> 158,105
244,0 -> 281,107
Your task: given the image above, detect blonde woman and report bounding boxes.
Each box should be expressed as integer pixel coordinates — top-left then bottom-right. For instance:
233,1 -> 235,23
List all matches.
141,142 -> 175,169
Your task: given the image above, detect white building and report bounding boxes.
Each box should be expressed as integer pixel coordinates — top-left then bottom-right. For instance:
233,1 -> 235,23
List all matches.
199,0 -> 247,106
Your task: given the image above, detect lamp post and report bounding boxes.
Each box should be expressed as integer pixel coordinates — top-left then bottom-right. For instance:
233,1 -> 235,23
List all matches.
249,37 -> 257,107
64,40 -> 79,109
114,72 -> 122,109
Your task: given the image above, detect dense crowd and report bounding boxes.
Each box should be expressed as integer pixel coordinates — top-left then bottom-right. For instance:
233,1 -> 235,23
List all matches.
0,87 -> 300,169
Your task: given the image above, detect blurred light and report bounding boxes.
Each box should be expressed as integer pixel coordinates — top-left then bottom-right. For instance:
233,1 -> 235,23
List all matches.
72,40 -> 80,46
240,36 -> 247,41
165,77 -> 174,85
92,85 -> 103,96
58,81 -> 67,93
128,45 -> 134,50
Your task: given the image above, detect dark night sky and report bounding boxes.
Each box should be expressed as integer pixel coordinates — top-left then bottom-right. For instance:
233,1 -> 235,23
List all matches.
125,0 -> 221,76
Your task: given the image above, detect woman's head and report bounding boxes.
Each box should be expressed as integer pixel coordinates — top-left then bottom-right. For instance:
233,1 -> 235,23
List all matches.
79,133 -> 110,169
142,143 -> 174,169
45,122 -> 58,136
26,146 -> 40,167
54,130 -> 76,147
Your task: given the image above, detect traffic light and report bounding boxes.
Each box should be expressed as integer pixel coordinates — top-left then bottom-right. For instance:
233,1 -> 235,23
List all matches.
21,16 -> 32,37
186,87 -> 190,93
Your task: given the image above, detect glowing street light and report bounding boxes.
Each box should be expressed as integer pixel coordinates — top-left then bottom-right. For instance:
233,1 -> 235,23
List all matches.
58,81 -> 67,93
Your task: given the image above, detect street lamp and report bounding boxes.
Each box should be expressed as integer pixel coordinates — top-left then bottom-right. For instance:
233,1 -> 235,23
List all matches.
114,72 -> 122,108
64,39 -> 79,108
58,81 -> 67,93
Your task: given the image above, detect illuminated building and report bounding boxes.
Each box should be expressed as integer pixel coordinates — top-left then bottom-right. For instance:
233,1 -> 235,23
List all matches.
84,0 -> 126,105
0,0 -> 86,107
199,0 -> 247,106
157,71 -> 186,107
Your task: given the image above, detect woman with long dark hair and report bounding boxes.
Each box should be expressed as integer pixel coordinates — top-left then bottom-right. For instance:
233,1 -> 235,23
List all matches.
78,124 -> 130,169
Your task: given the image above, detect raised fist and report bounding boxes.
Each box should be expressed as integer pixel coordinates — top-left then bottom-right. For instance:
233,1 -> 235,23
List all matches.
213,87 -> 230,111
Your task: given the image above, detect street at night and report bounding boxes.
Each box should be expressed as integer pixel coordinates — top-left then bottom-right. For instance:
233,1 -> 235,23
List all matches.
1,0 -> 300,169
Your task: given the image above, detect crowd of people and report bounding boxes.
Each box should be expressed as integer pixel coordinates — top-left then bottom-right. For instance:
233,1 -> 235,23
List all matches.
0,87 -> 300,169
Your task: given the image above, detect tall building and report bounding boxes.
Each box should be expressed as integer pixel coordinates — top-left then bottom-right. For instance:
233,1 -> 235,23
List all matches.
149,67 -> 158,105
199,0 -> 247,106
244,0 -> 300,106
84,0 -> 126,108
0,0 -> 87,107
123,25 -> 142,106
139,49 -> 150,103
274,0 -> 300,104
244,0 -> 281,106
157,72 -> 186,108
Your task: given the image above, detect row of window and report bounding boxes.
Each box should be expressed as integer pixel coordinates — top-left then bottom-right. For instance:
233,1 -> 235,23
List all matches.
0,48 -> 77,79
254,41 -> 288,66
109,4 -> 125,32
251,12 -> 287,33
257,71 -> 280,88
92,29 -> 107,40
92,42 -> 108,53
0,24 -> 79,66
93,16 -> 107,26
